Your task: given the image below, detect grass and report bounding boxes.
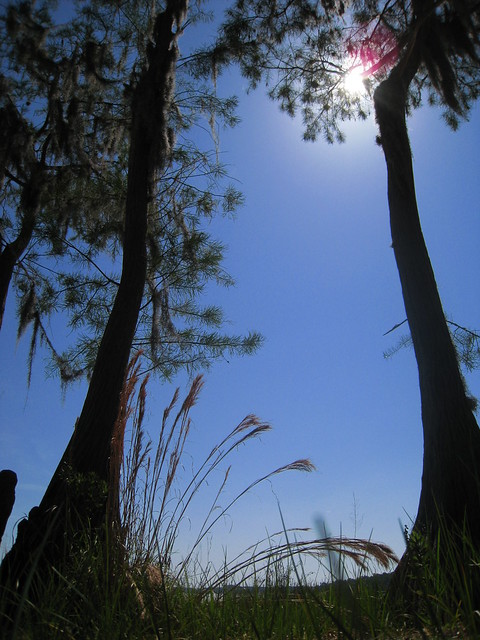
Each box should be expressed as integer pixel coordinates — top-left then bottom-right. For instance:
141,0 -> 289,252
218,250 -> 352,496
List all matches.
1,356 -> 480,638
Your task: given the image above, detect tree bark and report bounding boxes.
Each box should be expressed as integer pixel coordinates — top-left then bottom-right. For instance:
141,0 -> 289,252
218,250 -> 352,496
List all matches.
374,57 -> 480,587
0,2 -> 185,594
0,178 -> 40,329
0,470 -> 17,547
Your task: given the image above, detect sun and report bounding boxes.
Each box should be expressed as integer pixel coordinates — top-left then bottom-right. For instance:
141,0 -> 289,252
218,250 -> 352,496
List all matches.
343,59 -> 367,95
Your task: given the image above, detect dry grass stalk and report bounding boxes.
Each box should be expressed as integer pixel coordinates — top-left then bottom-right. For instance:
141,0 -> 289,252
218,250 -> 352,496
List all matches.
117,367 -> 319,576
108,351 -> 148,540
115,360 -> 397,597
120,369 -> 205,566
202,532 -> 398,595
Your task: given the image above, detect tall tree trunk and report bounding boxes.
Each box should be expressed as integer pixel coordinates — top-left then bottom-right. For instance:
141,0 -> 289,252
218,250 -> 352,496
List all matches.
374,57 -> 480,586
0,1 -> 185,594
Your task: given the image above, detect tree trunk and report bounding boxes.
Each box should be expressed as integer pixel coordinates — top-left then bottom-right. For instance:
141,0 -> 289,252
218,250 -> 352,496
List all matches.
0,183 -> 39,329
0,470 -> 17,547
374,61 -> 480,588
0,2 -> 184,596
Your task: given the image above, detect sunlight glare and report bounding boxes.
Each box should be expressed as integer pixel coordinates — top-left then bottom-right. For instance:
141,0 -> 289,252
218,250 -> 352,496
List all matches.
343,61 -> 367,96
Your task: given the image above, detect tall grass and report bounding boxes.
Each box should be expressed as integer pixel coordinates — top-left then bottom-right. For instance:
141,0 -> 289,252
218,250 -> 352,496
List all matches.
1,356 -> 405,638
115,356 -> 396,588
388,519 -> 480,637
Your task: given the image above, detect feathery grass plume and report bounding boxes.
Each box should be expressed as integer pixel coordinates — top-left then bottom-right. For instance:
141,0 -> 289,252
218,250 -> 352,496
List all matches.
108,350 -> 148,544
202,532 -> 398,596
117,369 -> 320,578
114,359 -> 400,637
1,357 -> 405,638
120,370 -> 208,566
272,459 -> 316,474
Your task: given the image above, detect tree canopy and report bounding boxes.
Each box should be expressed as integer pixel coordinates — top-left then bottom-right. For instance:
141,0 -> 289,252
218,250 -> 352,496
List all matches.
0,0 -> 261,387
206,0 -> 479,138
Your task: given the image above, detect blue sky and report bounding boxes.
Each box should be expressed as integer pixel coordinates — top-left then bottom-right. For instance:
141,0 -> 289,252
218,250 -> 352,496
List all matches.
2,6 -> 480,579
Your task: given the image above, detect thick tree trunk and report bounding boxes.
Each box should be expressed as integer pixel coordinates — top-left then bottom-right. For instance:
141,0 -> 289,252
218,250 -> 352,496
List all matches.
0,2 -> 184,596
374,63 -> 480,586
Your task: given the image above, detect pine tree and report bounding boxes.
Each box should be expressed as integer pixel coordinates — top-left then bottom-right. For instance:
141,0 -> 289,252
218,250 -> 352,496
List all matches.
212,0 -> 480,593
1,1 -> 260,384
0,0 -> 261,596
